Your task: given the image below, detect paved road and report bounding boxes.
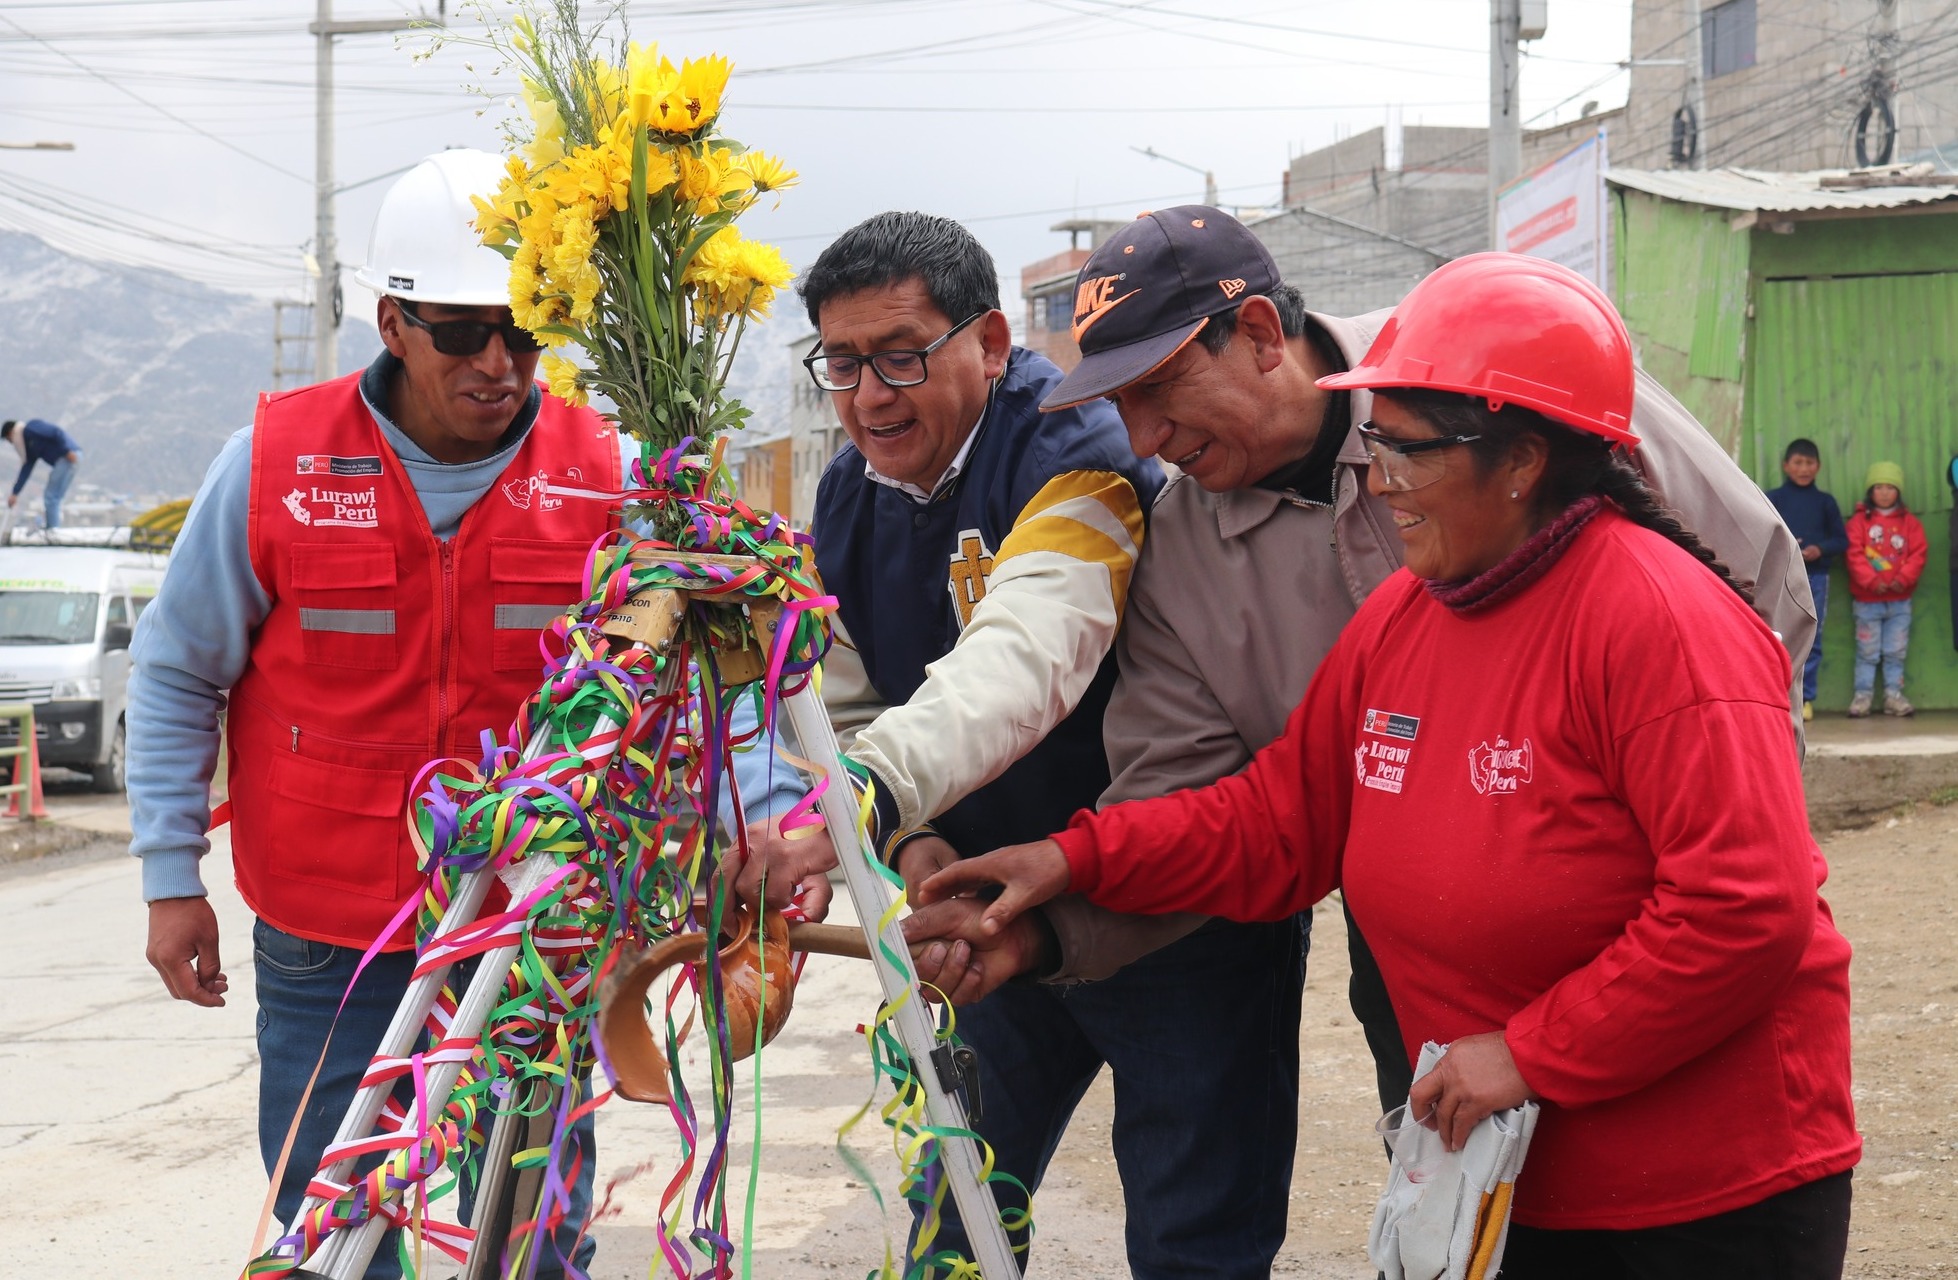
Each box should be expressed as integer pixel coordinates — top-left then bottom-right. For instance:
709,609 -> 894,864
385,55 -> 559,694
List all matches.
1,825 -> 1140,1278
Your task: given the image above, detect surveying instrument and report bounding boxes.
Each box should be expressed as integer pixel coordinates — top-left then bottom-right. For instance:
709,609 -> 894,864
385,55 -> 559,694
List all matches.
260,547 -> 1019,1280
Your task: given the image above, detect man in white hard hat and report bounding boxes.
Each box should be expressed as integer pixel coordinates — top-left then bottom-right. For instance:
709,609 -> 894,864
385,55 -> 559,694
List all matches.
128,149 -> 626,1277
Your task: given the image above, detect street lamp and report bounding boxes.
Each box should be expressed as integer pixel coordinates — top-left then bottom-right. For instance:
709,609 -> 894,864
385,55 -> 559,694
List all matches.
1133,146 -> 1218,207
0,141 -> 74,151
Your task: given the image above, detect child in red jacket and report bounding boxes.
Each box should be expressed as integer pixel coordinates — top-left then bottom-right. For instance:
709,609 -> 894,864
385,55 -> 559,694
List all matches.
1846,460 -> 1927,716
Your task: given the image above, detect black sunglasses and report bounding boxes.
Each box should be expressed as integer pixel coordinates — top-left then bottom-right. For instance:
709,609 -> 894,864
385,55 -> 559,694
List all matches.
395,300 -> 544,357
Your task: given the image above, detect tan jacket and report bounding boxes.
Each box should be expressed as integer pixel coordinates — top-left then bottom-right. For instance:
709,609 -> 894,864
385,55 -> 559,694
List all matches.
1043,308 -> 1817,982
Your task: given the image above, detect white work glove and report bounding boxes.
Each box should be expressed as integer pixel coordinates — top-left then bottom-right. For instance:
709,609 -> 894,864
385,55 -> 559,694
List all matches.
1368,1042 -> 1541,1280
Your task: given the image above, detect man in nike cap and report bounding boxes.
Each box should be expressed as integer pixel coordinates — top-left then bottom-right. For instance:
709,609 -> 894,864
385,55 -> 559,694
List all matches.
907,205 -> 1816,1145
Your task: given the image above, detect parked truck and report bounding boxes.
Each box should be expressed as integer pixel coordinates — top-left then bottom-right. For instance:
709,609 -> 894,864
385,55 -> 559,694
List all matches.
0,546 -> 167,792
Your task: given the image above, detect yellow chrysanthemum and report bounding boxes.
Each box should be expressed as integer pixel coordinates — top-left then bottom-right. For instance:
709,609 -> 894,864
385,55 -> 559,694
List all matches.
541,352 -> 587,407
545,204 -> 602,323
549,203 -> 598,276
735,151 -> 796,194
508,238 -> 541,311
686,226 -> 792,319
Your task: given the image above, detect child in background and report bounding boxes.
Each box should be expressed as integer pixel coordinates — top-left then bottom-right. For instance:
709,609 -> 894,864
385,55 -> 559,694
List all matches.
1846,460 -> 1927,717
1947,455 -> 1958,651
1766,439 -> 1847,720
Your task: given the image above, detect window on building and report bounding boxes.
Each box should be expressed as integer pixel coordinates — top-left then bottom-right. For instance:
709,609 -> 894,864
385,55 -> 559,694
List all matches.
1702,0 -> 1755,79
1042,292 -> 1071,333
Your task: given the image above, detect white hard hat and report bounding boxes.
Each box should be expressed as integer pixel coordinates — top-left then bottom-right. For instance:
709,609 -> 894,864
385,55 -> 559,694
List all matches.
354,148 -> 511,306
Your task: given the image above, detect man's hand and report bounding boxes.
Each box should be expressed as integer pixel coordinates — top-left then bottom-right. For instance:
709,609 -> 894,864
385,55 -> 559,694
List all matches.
913,839 -> 1071,934
1802,544 -> 1822,563
1407,1031 -> 1533,1153
893,834 -> 958,900
146,897 -> 228,1007
5,493 -> 16,510
728,817 -> 837,918
903,896 -> 1053,1005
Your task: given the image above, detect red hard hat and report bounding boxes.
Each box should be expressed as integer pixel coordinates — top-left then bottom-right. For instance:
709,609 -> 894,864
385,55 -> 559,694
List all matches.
1318,252 -> 1638,446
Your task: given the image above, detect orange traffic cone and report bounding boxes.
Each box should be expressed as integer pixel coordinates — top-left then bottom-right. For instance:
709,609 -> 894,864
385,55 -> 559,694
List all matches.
6,710 -> 49,820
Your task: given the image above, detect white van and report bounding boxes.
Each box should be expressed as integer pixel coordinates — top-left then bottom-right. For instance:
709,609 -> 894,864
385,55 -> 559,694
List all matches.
0,547 -> 167,791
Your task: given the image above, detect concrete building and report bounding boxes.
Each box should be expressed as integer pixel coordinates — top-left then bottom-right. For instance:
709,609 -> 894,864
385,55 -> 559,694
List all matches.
1620,0 -> 1958,173
1019,219 -> 1126,373
727,331 -> 844,528
784,329 -> 847,527
1255,113 -> 1625,315
733,427 -> 791,522
1244,2 -> 1958,315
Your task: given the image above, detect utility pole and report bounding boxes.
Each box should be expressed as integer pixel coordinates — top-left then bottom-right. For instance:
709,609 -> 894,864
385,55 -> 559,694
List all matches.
1684,0 -> 1708,169
310,2 -> 436,383
1488,0 -> 1522,248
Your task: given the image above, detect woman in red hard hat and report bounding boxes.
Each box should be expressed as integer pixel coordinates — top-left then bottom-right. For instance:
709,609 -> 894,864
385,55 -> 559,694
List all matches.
920,253 -> 1859,1277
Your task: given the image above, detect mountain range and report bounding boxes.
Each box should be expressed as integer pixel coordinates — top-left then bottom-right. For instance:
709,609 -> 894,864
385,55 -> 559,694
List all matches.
0,230 -> 792,504
0,231 -> 382,501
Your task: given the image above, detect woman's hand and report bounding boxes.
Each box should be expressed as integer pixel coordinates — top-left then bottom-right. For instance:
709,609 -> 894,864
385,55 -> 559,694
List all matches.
1407,1031 -> 1535,1153
912,839 -> 1071,934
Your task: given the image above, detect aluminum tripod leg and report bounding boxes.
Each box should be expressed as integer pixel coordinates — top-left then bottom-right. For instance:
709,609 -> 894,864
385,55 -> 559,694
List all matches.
278,699 -> 634,1278
460,1080 -> 562,1280
296,853 -> 561,1279
779,684 -> 1020,1280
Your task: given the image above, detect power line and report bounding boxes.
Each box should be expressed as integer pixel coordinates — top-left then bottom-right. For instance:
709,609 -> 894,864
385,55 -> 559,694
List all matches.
0,11 -> 311,183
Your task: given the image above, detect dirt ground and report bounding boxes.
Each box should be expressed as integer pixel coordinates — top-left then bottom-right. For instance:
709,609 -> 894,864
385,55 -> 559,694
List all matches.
1037,809 -> 1958,1276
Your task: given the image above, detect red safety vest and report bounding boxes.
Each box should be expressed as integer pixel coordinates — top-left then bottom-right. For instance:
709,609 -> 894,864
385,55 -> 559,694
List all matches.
229,371 -> 622,948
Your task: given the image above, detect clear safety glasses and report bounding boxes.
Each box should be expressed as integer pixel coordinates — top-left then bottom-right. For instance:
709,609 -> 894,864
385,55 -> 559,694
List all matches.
1357,423 -> 1483,492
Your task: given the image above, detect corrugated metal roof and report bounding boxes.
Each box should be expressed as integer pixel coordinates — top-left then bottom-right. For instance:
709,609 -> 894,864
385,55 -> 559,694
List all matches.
1605,166 -> 1958,214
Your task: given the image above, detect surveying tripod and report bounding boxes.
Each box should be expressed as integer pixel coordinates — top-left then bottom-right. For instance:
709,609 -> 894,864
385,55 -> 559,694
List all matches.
274,549 -> 1019,1280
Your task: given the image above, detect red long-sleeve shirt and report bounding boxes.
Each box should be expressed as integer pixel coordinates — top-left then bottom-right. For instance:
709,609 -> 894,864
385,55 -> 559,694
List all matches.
1056,511 -> 1859,1230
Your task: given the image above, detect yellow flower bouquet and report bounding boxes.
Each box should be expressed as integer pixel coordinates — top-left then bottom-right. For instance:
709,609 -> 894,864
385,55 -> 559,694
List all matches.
470,0 -> 794,469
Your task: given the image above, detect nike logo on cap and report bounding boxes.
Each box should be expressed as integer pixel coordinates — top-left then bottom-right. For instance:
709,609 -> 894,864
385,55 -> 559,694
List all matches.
1072,274 -> 1138,345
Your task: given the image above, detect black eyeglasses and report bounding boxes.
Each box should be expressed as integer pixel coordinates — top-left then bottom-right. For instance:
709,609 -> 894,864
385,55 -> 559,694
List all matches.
1356,423 -> 1483,492
395,300 -> 544,357
803,312 -> 985,392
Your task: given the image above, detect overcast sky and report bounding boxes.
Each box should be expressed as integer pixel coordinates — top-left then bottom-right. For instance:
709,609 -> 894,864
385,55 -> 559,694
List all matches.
0,0 -> 1636,373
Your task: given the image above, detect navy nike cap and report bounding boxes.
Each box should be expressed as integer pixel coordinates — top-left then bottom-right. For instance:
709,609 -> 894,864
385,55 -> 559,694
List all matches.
1041,205 -> 1282,411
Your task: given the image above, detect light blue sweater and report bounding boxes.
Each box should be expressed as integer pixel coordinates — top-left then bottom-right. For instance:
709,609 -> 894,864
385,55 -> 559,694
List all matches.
130,355 -> 798,902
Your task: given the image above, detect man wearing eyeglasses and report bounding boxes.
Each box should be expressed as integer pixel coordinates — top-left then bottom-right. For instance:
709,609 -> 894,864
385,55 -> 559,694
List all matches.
911,207 -> 1815,1142
724,210 -> 1307,1276
126,150 -> 619,1279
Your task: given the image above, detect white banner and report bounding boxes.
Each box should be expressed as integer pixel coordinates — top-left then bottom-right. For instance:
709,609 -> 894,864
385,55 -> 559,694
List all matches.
1495,127 -> 1609,288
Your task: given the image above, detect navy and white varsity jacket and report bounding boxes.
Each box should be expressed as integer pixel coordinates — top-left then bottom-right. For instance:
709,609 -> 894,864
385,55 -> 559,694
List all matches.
812,346 -> 1164,857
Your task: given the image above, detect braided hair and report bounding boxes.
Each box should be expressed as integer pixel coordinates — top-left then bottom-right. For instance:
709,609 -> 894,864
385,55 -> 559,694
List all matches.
1382,389 -> 1756,606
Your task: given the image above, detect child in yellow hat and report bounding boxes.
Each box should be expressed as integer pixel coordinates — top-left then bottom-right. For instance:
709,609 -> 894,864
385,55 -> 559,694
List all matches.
1845,461 -> 1926,716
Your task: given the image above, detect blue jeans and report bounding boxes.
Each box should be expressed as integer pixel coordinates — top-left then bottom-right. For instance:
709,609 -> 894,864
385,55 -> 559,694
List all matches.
915,915 -> 1307,1278
1851,598 -> 1912,697
1802,570 -> 1829,703
42,452 -> 77,530
254,918 -> 596,1279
